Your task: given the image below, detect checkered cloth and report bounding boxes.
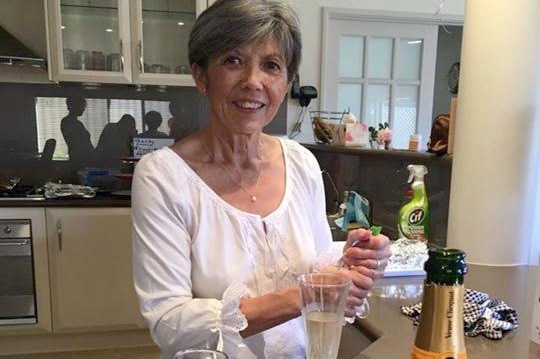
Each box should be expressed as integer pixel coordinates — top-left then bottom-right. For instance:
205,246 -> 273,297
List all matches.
400,288 -> 519,340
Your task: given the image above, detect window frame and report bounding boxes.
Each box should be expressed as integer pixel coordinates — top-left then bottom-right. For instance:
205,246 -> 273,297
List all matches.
321,8 -> 463,147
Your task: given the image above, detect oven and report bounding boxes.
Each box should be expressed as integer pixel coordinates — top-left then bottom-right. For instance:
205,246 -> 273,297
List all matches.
0,219 -> 37,325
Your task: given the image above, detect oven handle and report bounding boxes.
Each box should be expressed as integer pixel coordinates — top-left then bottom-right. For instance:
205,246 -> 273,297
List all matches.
57,220 -> 63,252
0,239 -> 30,246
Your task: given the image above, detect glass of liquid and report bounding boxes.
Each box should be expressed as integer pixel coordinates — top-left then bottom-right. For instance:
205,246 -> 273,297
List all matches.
299,272 -> 351,359
172,349 -> 228,359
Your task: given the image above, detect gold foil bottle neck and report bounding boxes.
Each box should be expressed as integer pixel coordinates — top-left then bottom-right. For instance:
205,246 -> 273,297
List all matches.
411,283 -> 467,359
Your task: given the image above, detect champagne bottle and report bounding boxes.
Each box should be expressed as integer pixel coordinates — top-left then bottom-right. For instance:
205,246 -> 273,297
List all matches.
411,248 -> 468,359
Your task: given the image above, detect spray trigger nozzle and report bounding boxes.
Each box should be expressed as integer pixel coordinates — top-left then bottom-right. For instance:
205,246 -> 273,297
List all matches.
407,164 -> 428,184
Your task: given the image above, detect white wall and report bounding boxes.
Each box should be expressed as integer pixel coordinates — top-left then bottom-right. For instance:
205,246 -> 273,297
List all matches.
287,0 -> 465,143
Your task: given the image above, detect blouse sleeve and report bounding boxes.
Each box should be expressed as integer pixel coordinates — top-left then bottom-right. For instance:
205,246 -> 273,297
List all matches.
131,153 -> 247,356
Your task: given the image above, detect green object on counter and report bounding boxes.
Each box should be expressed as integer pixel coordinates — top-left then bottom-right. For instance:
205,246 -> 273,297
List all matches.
370,225 -> 382,236
397,164 -> 430,241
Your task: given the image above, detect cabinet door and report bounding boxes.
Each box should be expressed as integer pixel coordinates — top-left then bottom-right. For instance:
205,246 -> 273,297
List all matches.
46,208 -> 144,333
130,0 -> 207,86
46,0 -> 133,84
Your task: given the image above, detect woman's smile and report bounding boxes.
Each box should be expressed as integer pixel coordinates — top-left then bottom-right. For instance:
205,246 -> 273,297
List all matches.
233,99 -> 265,111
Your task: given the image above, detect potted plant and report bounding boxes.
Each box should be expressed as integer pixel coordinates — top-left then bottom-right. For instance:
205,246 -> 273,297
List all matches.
368,126 -> 378,148
369,123 -> 392,149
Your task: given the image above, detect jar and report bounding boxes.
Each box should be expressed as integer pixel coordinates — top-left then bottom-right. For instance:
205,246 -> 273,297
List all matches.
408,134 -> 421,151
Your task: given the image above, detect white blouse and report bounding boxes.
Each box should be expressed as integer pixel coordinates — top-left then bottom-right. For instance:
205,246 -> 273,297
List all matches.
132,138 -> 332,359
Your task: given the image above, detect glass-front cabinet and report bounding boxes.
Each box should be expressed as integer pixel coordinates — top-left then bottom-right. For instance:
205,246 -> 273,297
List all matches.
130,0 -> 205,86
46,0 -> 207,86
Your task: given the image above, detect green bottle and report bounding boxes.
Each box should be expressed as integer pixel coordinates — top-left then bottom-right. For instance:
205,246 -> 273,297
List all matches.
398,164 -> 430,242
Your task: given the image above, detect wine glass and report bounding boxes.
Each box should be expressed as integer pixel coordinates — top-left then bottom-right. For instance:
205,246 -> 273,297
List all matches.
172,349 -> 228,359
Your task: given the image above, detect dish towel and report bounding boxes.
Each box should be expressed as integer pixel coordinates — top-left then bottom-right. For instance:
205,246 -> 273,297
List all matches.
400,288 -> 519,340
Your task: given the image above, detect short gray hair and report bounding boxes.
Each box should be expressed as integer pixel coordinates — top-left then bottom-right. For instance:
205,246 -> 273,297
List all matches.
188,0 -> 302,82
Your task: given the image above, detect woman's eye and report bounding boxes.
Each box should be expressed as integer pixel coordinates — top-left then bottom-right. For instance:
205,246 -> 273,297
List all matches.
265,61 -> 281,71
224,56 -> 242,66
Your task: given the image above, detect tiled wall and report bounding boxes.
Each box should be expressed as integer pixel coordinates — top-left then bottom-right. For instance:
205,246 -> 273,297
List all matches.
306,144 -> 452,246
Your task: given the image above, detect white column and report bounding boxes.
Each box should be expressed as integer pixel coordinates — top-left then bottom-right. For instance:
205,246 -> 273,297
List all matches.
446,0 -> 540,265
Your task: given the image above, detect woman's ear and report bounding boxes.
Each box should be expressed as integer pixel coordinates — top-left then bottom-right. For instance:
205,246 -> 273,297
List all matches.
192,63 -> 208,96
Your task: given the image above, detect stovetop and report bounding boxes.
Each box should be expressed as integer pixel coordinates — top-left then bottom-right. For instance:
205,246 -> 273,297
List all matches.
0,185 -> 45,201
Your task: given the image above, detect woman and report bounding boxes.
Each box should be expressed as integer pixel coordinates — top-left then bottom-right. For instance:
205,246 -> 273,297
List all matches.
132,1 -> 391,358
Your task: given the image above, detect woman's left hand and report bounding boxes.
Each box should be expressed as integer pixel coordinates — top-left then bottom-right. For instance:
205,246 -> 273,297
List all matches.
341,228 -> 392,280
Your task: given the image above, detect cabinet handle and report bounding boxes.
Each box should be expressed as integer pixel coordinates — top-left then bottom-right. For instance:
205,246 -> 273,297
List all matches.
119,39 -> 125,72
138,41 -> 144,73
57,220 -> 63,252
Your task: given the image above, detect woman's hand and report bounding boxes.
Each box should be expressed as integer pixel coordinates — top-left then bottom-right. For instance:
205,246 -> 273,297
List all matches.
318,265 -> 372,318
342,228 -> 392,280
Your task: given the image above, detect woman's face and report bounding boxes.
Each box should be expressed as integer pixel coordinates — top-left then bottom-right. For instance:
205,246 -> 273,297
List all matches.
193,37 -> 289,135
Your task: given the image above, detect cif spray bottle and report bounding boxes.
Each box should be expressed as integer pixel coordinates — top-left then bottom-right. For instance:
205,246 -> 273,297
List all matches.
398,164 -> 430,242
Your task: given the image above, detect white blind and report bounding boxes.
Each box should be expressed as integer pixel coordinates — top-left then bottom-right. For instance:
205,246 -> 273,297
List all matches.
144,100 -> 172,134
35,97 -> 108,158
35,97 -> 147,159
35,97 -> 69,158
110,99 -> 143,132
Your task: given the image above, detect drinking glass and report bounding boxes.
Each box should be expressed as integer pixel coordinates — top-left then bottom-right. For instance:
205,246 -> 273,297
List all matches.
172,349 -> 228,359
299,272 -> 351,359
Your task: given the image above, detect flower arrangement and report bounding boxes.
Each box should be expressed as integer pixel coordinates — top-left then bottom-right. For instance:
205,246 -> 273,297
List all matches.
368,122 -> 392,149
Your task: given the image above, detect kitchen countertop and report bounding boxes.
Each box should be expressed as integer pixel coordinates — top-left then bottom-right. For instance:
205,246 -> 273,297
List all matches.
0,194 -> 131,207
351,265 -> 539,359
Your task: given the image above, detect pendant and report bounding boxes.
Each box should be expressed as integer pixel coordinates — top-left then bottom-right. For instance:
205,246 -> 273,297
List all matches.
251,196 -> 257,202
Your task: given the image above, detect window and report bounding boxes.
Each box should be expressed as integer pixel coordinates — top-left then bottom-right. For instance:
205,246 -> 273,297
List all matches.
35,97 -> 174,159
36,97 -> 107,158
321,9 -> 440,149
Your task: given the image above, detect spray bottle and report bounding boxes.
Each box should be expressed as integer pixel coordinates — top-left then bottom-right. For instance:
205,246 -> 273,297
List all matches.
398,164 -> 430,242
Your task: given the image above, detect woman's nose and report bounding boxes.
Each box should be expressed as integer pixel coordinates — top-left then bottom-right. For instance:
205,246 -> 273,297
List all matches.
241,65 -> 264,90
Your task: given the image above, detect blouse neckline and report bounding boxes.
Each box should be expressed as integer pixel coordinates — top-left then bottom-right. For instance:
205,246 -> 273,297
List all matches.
162,137 -> 291,221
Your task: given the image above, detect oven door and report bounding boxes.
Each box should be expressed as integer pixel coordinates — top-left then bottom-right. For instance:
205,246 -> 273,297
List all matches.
0,221 -> 36,325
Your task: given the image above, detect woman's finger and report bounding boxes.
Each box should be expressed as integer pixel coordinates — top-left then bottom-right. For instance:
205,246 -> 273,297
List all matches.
347,270 -> 373,291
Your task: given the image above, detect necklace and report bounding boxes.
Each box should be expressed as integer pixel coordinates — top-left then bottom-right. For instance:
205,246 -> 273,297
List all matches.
201,141 -> 263,203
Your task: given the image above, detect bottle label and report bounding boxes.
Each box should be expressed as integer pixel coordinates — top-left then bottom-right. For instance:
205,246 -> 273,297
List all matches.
414,284 -> 466,355
411,345 -> 467,359
399,206 -> 429,241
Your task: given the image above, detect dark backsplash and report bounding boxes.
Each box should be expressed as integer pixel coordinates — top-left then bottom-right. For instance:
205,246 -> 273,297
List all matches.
0,82 -> 287,185
305,144 -> 452,245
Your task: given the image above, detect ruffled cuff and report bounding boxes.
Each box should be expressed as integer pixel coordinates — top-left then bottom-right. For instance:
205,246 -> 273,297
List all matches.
214,281 -> 249,356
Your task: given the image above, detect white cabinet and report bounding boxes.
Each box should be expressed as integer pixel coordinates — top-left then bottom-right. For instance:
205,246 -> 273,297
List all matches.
46,207 -> 144,333
45,0 -> 207,86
